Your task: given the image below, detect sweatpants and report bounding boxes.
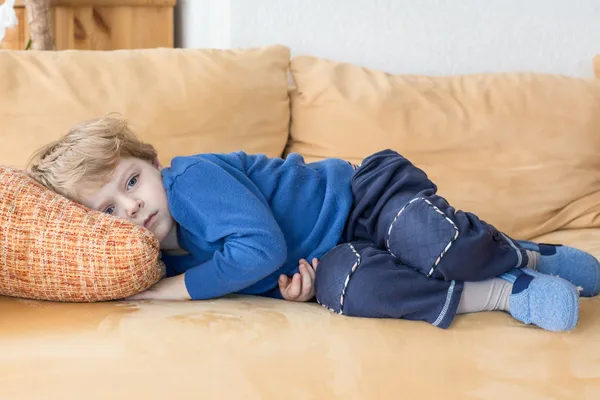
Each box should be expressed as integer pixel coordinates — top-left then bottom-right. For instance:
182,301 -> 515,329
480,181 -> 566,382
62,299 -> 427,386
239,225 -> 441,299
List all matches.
314,150 -> 528,328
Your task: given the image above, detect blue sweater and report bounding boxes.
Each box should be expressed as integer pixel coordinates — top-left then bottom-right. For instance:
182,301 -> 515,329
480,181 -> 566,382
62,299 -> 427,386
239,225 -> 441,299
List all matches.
160,152 -> 354,300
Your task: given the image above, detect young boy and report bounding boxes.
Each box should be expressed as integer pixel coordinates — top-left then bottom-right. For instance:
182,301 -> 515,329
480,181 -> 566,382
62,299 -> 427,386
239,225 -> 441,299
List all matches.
28,116 -> 600,331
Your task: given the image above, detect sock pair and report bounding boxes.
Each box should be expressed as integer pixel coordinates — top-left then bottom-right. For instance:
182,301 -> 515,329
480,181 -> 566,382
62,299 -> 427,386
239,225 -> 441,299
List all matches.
457,241 -> 599,332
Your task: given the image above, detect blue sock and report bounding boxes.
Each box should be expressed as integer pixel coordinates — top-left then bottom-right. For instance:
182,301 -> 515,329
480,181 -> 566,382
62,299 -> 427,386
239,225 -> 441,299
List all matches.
518,241 -> 600,297
499,268 -> 579,332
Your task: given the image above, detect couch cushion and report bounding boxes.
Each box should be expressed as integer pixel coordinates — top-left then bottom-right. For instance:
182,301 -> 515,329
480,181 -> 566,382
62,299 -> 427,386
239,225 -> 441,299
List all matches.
0,45 -> 291,168
0,293 -> 598,399
0,166 -> 164,302
289,56 -> 600,239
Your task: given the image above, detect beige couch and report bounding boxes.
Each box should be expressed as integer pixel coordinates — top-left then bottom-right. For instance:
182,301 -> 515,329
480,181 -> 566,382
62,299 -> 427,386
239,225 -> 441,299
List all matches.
1,46 -> 600,399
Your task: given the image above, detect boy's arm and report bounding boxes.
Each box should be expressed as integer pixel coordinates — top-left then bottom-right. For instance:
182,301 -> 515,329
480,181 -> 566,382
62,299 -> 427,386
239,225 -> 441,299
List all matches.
158,158 -> 287,300
126,274 -> 189,301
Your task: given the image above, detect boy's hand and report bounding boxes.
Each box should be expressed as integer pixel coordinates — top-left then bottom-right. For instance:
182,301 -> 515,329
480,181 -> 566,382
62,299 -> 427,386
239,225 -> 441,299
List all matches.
125,274 -> 191,301
279,258 -> 319,302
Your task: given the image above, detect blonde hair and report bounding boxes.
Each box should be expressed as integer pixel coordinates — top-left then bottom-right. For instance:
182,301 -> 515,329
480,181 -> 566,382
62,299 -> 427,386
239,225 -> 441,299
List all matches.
27,115 -> 157,201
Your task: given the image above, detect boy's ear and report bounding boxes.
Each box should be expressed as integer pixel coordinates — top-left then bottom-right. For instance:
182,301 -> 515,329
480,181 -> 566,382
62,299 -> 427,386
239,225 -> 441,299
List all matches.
153,157 -> 162,170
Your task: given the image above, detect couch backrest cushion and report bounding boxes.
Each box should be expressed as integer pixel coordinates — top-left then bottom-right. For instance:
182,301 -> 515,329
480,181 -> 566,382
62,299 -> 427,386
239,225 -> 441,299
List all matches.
289,55 -> 600,239
0,45 -> 291,168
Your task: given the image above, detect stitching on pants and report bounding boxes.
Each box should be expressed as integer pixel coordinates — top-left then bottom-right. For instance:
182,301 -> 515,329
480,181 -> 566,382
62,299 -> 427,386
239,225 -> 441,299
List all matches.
432,280 -> 456,327
386,197 -> 460,277
500,232 -> 523,269
338,243 -> 362,314
317,243 -> 362,315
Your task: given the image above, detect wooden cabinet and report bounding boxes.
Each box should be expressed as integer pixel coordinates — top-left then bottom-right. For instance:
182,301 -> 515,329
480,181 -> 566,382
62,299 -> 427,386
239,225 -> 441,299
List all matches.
1,0 -> 175,50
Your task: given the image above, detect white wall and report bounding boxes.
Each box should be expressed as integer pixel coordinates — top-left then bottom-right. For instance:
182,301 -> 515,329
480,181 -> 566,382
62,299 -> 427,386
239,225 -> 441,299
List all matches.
175,0 -> 600,77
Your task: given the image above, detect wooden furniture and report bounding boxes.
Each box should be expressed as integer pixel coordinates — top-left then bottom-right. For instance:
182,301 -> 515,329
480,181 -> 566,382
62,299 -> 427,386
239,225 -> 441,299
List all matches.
0,0 -> 175,50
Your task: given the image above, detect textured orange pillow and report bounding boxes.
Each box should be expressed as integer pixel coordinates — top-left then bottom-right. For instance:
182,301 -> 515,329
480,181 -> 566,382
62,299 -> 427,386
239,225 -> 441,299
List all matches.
0,166 -> 165,302
289,56 -> 600,240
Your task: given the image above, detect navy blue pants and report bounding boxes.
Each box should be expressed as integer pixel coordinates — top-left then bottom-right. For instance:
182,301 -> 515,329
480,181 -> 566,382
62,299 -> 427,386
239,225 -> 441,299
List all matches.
314,150 -> 528,328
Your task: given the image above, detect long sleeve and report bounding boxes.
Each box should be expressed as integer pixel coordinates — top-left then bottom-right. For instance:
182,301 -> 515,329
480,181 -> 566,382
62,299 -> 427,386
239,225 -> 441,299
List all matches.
165,158 -> 287,300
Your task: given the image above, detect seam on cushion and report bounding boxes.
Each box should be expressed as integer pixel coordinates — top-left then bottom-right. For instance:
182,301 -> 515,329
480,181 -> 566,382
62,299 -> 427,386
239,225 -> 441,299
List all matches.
432,280 -> 456,327
386,197 -> 459,277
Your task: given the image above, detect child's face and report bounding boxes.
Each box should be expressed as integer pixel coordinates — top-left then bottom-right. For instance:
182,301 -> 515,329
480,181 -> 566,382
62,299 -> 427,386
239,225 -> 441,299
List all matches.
78,157 -> 178,250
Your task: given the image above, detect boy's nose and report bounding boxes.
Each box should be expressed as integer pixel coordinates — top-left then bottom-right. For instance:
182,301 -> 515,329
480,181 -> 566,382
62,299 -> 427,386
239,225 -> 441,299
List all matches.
126,199 -> 144,218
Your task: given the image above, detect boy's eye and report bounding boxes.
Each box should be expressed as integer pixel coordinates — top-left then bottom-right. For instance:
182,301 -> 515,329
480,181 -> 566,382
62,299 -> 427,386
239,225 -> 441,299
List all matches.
127,175 -> 138,190
104,206 -> 115,215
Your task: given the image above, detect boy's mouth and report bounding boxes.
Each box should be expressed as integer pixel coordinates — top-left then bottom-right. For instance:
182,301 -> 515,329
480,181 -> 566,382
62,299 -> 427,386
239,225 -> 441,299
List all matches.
144,212 -> 158,229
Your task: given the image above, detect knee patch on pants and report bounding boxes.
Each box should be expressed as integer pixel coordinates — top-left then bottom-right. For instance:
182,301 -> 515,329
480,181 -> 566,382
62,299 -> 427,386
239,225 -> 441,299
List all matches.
314,243 -> 363,314
386,197 -> 459,277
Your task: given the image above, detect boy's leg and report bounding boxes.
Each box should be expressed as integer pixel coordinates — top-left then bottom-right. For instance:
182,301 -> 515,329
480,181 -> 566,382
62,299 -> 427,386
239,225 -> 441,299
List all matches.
314,241 -> 464,329
384,194 -> 527,282
315,241 -> 579,331
456,279 -> 512,314
345,149 -> 528,282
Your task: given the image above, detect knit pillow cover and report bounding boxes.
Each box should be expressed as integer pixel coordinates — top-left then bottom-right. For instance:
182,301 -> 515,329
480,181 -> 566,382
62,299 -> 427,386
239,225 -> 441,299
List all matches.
0,166 -> 164,302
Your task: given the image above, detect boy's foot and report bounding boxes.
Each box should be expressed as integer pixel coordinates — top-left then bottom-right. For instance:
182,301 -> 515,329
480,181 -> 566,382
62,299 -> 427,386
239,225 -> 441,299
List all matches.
518,241 -> 600,297
499,268 -> 579,332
